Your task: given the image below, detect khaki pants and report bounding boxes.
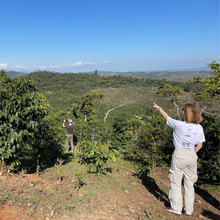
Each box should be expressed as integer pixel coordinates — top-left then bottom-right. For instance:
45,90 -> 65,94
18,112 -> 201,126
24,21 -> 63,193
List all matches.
168,148 -> 198,214
65,134 -> 74,152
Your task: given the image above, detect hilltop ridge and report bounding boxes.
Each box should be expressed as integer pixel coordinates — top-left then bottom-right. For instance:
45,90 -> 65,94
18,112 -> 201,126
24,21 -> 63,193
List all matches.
7,69 -> 210,81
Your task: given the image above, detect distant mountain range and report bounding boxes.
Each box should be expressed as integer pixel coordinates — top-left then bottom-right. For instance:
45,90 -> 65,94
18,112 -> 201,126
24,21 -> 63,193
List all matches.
6,71 -> 27,78
6,67 -> 211,81
164,66 -> 210,71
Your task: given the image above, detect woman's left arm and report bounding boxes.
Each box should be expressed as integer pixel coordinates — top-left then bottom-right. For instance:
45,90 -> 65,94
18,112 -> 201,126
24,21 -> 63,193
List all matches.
195,142 -> 203,153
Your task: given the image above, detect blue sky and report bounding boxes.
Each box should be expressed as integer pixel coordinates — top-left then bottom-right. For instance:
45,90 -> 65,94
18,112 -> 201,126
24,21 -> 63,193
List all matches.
1,0 -> 219,72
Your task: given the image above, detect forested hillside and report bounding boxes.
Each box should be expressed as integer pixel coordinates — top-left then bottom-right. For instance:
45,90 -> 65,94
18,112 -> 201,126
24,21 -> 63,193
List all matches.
98,70 -> 211,81
7,71 -> 27,78
9,69 -> 211,81
21,71 -> 203,113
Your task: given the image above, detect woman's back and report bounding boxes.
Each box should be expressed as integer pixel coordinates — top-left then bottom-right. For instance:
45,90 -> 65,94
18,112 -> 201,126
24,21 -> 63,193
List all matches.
166,117 -> 205,149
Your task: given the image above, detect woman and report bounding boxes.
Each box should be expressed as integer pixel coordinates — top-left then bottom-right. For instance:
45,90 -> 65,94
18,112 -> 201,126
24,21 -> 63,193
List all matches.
153,103 -> 205,216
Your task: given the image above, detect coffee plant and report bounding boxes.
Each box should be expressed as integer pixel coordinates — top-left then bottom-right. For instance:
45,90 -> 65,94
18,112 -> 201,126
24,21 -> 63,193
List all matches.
77,141 -> 119,174
0,70 -> 48,168
198,114 -> 220,182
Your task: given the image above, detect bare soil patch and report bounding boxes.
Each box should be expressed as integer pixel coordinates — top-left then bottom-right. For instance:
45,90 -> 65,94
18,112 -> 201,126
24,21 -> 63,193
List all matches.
0,158 -> 219,220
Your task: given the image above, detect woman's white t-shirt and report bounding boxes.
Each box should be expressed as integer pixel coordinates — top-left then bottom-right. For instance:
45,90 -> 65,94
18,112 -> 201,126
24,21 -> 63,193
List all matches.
166,117 -> 205,149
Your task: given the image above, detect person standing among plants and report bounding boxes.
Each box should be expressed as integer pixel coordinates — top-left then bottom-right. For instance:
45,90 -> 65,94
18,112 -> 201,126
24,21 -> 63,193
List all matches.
153,102 -> 205,216
62,119 -> 75,153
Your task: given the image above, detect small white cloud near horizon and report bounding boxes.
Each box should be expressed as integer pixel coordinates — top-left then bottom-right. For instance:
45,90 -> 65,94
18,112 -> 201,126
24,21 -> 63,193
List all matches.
0,63 -> 9,69
0,61 -> 97,71
103,61 -> 109,63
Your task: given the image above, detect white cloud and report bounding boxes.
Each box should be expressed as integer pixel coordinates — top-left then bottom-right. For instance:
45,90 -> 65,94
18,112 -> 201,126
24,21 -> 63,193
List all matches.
47,62 -> 96,68
13,65 -> 30,69
0,61 -> 97,71
71,61 -> 96,67
0,63 -> 9,69
33,65 -> 47,69
103,61 -> 109,63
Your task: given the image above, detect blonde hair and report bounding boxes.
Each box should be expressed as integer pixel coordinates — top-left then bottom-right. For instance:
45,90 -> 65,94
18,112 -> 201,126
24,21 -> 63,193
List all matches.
184,104 -> 203,124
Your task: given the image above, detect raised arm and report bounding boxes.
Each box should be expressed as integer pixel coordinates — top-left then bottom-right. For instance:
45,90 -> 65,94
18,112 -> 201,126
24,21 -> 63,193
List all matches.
153,102 -> 169,120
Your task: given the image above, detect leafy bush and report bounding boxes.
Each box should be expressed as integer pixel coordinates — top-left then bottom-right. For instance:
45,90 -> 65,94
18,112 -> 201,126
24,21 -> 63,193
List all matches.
198,114 -> 220,182
111,112 -> 173,175
74,120 -> 112,145
77,141 -> 119,174
29,112 -> 67,168
136,114 -> 173,174
112,114 -> 134,148
0,70 -> 48,168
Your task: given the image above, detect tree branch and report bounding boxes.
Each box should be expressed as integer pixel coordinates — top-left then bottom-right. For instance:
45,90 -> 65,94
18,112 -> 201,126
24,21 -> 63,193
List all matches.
134,114 -> 145,125
104,105 -> 124,122
75,112 -> 82,121
200,105 -> 208,114
173,101 -> 181,119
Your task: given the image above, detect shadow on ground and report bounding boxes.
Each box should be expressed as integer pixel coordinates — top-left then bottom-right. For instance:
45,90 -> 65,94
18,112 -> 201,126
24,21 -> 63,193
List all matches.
17,151 -> 74,174
195,186 -> 220,211
201,210 -> 220,220
141,175 -> 170,207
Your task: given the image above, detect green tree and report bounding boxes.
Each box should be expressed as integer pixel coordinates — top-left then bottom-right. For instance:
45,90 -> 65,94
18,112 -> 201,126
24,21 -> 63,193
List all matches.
72,91 -> 104,121
187,61 -> 220,182
78,141 -> 119,174
29,110 -> 69,169
199,114 -> 220,182
137,114 -> 173,173
156,83 -> 182,118
0,70 -> 48,170
112,114 -> 133,148
189,60 -> 220,113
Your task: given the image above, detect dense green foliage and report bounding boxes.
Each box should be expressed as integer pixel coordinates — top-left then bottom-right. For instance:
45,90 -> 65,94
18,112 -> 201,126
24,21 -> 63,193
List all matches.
72,91 -> 104,121
21,70 -> 203,111
111,113 -> 174,175
0,70 -> 48,166
78,141 -> 119,173
189,61 -> 220,182
6,71 -> 27,78
0,70 -> 67,172
137,114 -> 173,171
73,120 -> 112,145
189,60 -> 220,111
198,114 -> 220,182
28,110 -> 69,169
156,83 -> 182,103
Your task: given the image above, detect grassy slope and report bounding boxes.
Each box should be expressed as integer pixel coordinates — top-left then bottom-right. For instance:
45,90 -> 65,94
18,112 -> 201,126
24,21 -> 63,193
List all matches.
96,87 -> 195,123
